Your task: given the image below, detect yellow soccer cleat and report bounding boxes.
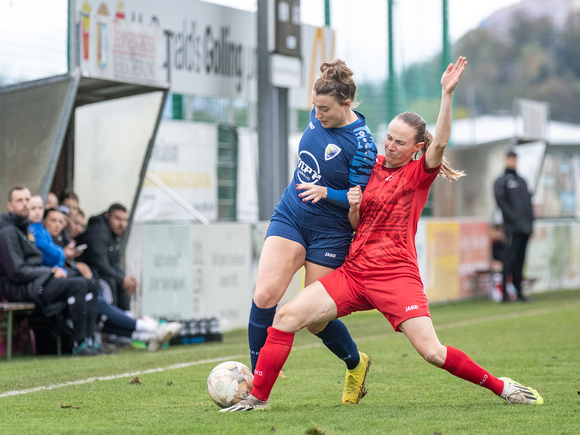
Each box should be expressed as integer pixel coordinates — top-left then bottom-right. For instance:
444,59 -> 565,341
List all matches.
342,352 -> 371,404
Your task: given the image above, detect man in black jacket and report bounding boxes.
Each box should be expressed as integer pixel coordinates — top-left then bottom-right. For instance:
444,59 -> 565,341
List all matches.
0,185 -> 100,355
77,203 -> 137,312
493,150 -> 535,302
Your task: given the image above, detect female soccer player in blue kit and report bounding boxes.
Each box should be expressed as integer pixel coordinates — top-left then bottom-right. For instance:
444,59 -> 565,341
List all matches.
228,56 -> 543,412
248,59 -> 377,405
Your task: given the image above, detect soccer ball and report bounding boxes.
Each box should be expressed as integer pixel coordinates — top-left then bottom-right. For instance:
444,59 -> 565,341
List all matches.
207,361 -> 254,408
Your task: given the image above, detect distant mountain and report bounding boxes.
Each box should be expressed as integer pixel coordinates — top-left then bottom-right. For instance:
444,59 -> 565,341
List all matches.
479,0 -> 580,38
449,0 -> 580,123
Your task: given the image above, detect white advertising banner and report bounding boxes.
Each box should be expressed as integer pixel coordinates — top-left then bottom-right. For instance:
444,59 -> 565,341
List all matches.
79,4 -> 167,87
78,0 -> 256,100
190,224 -> 253,331
134,120 -> 218,222
140,224 -> 195,319
77,1 -> 334,106
138,223 -> 253,331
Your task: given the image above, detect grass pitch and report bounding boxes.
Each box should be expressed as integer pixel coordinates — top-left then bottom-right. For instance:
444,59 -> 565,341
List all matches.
0,289 -> 579,434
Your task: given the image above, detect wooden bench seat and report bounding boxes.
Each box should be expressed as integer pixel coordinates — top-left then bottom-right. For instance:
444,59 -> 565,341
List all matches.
0,302 -> 36,361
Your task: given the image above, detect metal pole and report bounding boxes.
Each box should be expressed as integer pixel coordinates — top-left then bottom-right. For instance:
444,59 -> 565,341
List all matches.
277,87 -> 289,197
442,0 -> 450,70
257,0 -> 277,220
325,0 -> 331,27
442,0 -> 452,149
386,0 -> 397,121
67,0 -> 78,71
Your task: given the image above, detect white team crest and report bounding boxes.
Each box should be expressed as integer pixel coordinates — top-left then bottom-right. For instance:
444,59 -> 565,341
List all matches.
325,144 -> 342,161
309,121 -> 315,129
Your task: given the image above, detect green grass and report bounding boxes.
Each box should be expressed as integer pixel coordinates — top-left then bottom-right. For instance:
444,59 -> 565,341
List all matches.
1,289 -> 579,434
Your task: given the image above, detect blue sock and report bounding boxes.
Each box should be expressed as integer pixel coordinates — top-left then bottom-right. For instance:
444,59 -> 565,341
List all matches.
316,319 -> 360,370
248,300 -> 277,371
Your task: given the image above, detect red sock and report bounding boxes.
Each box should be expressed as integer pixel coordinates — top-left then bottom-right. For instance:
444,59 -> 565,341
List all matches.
441,346 -> 504,396
251,327 -> 295,401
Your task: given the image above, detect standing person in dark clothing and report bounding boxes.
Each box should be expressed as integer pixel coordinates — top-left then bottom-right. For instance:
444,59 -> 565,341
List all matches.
493,149 -> 535,302
0,185 -> 100,356
77,203 -> 137,312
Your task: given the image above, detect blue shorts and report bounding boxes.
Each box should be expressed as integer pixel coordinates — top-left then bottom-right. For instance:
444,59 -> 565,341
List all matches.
266,212 -> 353,269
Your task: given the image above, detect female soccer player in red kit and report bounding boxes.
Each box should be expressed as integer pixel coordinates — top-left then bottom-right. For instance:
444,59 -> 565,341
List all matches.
222,56 -> 543,411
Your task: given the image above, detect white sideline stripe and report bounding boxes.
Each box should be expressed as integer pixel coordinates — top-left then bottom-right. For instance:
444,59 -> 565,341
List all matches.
0,356 -> 243,398
2,302 -> 578,398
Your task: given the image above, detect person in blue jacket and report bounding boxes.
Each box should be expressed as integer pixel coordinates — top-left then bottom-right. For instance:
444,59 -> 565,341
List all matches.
248,59 -> 378,405
28,206 -> 75,269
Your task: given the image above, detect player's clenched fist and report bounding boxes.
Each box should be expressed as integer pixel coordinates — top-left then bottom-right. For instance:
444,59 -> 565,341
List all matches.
348,186 -> 362,209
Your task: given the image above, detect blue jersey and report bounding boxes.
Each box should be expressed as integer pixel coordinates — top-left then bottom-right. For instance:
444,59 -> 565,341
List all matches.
274,109 -> 377,234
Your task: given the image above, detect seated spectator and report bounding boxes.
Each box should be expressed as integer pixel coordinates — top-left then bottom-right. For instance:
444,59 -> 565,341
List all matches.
0,185 -> 100,356
68,208 -> 87,240
63,207 -> 93,279
44,192 -> 59,210
77,204 -> 137,312
29,206 -> 79,269
56,189 -> 81,247
31,204 -> 180,351
28,195 -> 44,224
59,189 -> 79,217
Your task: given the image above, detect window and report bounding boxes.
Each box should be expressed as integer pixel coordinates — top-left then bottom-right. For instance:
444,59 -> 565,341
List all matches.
217,124 -> 238,220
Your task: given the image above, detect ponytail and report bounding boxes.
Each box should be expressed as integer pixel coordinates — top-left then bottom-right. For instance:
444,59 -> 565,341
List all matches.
395,112 -> 465,181
416,130 -> 465,181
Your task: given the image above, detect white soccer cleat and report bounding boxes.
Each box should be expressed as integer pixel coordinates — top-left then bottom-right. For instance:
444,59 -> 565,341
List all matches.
147,322 -> 182,351
219,394 -> 269,412
499,377 -> 544,405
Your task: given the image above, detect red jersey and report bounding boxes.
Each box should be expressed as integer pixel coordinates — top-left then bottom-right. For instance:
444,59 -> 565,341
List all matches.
343,154 -> 440,279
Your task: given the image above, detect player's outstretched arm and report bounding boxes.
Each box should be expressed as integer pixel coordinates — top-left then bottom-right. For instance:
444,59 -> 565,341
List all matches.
425,56 -> 467,169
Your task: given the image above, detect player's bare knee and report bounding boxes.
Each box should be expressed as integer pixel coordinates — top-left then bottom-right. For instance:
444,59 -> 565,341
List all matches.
420,347 -> 446,367
253,287 -> 280,308
273,305 -> 302,332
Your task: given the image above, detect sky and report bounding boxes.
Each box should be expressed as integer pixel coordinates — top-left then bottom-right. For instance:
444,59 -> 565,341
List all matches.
0,0 -> 69,83
206,0 -> 522,82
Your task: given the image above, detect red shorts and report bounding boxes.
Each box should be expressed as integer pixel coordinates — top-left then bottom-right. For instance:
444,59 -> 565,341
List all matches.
319,266 -> 430,332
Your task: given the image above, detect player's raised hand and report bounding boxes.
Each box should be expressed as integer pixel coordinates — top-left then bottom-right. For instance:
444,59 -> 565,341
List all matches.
441,56 -> 467,94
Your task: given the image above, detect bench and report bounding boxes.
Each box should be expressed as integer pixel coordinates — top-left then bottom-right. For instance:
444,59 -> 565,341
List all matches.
0,302 -> 64,360
469,269 -> 538,301
0,302 -> 36,361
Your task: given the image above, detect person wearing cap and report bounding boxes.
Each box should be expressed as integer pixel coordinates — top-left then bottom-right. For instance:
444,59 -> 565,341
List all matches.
493,149 -> 535,302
